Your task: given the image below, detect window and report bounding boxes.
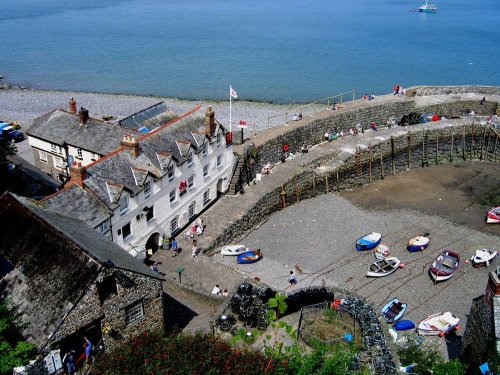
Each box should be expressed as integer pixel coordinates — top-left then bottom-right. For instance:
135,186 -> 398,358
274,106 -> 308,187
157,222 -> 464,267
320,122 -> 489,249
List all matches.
146,205 -> 154,222
97,275 -> 117,305
216,132 -> 221,147
203,165 -> 209,178
76,148 -> 83,159
187,153 -> 193,167
121,222 -> 131,239
125,301 -> 144,324
51,144 -> 57,153
188,175 -> 194,189
91,153 -> 98,161
58,146 -> 63,155
144,180 -> 152,198
167,165 -> 175,182
39,150 -> 48,163
99,221 -> 109,234
119,196 -> 129,216
169,189 -> 176,203
216,154 -> 222,167
53,157 -> 64,169
203,189 -> 210,205
188,202 -> 196,218
170,217 -> 178,233
202,146 -> 208,158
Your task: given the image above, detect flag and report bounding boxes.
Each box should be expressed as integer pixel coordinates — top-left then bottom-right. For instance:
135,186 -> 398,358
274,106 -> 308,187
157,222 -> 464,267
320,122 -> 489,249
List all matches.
230,86 -> 238,99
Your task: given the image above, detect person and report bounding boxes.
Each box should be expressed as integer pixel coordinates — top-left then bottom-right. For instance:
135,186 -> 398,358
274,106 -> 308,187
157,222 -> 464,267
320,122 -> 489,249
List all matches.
192,239 -> 198,258
196,217 -> 204,230
211,284 -> 222,295
196,224 -> 203,236
63,350 -> 76,375
83,337 -> 92,364
151,262 -> 159,273
185,229 -> 194,238
171,238 -> 178,257
363,93 -> 368,100
355,123 -> 363,134
298,112 -> 303,120
349,128 -> 354,136
393,84 -> 399,95
300,145 -> 308,155
480,96 -> 486,106
222,289 -> 229,297
469,110 -> 475,118
370,122 -> 379,131
289,271 -> 297,286
370,93 -> 375,100
262,163 -> 272,175
340,130 -> 344,139
292,113 -> 299,121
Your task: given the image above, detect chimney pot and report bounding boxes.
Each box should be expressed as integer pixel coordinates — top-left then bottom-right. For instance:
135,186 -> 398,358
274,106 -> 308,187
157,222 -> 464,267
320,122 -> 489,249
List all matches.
120,134 -> 140,158
79,107 -> 89,124
69,98 -> 77,113
69,161 -> 87,187
205,106 -> 215,137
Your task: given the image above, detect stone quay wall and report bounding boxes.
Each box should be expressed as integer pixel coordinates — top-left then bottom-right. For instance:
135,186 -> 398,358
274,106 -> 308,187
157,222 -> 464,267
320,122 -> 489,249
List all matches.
208,124 -> 500,252
410,85 -> 500,97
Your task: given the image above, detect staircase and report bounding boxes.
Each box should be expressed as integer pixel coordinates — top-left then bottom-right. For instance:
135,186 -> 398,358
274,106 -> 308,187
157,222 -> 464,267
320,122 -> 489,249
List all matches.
227,154 -> 244,195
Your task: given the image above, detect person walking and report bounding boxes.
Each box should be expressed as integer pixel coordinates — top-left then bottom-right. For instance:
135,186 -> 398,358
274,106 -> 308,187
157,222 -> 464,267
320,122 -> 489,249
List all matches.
171,238 -> 178,257
192,239 -> 198,258
83,337 -> 93,364
289,271 -> 297,287
63,350 -> 76,375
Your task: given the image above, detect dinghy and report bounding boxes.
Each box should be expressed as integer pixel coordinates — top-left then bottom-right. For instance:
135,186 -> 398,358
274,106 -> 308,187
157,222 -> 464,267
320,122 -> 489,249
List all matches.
470,248 -> 497,267
429,251 -> 459,282
221,244 -> 250,257
381,298 -> 407,323
407,234 -> 430,252
374,244 -> 390,260
486,207 -> 500,224
237,250 -> 263,264
356,232 -> 382,251
394,319 -> 415,331
417,312 -> 460,336
367,257 -> 400,277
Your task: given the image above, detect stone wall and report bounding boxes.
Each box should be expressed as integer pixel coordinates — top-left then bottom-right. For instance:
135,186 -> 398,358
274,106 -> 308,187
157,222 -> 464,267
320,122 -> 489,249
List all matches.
411,86 -> 500,96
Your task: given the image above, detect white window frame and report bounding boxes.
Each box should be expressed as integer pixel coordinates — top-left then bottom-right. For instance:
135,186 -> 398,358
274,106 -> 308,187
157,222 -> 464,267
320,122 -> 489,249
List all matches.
203,189 -> 210,205
76,148 -> 83,159
99,221 -> 110,234
187,153 -> 193,167
39,150 -> 48,163
121,222 -> 132,239
170,217 -> 178,233
169,189 -> 176,203
58,146 -> 63,155
216,154 -> 222,167
51,144 -> 57,153
203,165 -> 209,178
188,202 -> 196,218
144,180 -> 152,198
202,146 -> 208,158
53,156 -> 64,169
125,300 -> 144,324
216,133 -> 221,147
188,175 -> 194,189
167,165 -> 175,182
119,196 -> 129,216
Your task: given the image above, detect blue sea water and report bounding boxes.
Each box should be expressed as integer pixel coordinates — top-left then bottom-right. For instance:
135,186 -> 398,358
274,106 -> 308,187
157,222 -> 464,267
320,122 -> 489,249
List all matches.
1,0 -> 499,103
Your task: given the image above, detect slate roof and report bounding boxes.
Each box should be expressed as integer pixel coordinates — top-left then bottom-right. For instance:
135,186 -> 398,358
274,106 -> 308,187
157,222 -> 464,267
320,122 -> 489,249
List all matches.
43,184 -> 112,228
0,193 -> 162,347
27,110 -> 134,155
84,106 -> 227,208
118,102 -> 178,131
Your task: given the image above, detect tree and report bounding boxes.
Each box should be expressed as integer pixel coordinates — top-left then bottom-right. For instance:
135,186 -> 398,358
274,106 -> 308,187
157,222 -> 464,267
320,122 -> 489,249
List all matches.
0,140 -> 16,168
0,301 -> 37,375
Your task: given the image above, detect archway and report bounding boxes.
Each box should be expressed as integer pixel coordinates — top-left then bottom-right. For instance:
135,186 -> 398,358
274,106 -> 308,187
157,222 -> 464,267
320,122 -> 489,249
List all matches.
145,232 -> 161,263
216,178 -> 224,197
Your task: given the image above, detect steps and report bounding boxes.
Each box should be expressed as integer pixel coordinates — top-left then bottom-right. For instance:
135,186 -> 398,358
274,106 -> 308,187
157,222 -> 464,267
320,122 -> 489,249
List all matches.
227,155 -> 244,195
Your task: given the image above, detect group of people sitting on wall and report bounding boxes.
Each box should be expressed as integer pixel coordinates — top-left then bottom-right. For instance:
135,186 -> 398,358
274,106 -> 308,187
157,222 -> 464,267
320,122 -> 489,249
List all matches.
362,93 -> 376,101
292,112 -> 303,121
186,218 -> 204,238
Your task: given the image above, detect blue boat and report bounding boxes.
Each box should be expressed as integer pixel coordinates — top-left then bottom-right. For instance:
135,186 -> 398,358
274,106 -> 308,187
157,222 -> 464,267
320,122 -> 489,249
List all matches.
407,234 -> 430,252
356,232 -> 382,251
237,250 -> 263,264
394,319 -> 416,331
381,298 -> 407,323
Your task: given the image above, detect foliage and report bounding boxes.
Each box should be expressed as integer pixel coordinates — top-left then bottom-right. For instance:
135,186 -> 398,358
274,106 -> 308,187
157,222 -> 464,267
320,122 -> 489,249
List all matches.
0,301 -> 37,375
397,335 -> 466,375
93,331 -> 289,375
0,140 -> 16,167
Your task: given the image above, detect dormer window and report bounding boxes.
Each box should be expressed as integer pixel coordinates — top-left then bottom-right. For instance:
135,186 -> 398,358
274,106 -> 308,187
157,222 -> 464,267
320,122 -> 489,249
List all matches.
216,133 -> 221,147
187,153 -> 193,167
202,146 -> 208,158
77,148 -> 83,159
167,165 -> 175,182
119,196 -> 129,216
144,180 -> 152,198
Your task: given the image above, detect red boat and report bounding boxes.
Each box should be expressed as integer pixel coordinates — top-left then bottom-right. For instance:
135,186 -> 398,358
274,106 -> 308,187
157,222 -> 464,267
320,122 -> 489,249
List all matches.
430,250 -> 460,282
486,207 -> 500,224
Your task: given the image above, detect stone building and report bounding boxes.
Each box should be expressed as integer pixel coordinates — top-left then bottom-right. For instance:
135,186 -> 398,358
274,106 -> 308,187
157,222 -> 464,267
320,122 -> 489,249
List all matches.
44,105 -> 236,259
0,192 -> 165,360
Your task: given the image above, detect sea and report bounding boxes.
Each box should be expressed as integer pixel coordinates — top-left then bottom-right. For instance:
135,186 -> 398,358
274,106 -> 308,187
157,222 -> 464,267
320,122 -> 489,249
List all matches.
1,0 -> 499,103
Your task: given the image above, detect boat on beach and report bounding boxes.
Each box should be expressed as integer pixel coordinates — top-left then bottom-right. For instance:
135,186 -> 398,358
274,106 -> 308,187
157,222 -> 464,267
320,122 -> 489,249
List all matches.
470,248 -> 497,267
394,319 -> 415,331
407,234 -> 430,252
429,250 -> 459,282
367,257 -> 400,277
418,312 -> 460,336
221,244 -> 250,257
419,0 -> 437,12
374,244 -> 390,260
237,250 -> 263,264
486,207 -> 500,224
356,232 -> 382,251
381,298 -> 407,323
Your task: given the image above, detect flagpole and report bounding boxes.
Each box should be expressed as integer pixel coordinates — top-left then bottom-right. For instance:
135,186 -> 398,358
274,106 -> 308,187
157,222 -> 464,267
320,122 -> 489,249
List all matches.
229,86 -> 232,134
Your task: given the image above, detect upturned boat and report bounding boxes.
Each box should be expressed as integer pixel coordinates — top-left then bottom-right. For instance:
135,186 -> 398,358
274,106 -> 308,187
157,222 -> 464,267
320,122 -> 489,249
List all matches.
367,257 -> 400,277
429,250 -> 459,282
407,234 -> 430,252
394,319 -> 416,331
356,232 -> 382,251
237,250 -> 263,264
418,312 -> 460,336
381,298 -> 407,323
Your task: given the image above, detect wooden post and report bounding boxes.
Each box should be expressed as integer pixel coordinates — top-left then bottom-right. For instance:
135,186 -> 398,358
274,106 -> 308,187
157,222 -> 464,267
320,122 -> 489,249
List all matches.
462,126 -> 466,160
380,143 -> 384,179
391,136 -> 395,176
325,174 -> 329,194
368,146 -> 372,183
450,129 -> 454,163
407,132 -> 412,171
435,134 -> 439,165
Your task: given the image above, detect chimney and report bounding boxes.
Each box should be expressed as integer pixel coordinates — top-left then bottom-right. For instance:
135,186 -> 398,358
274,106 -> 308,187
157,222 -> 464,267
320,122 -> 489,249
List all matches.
69,97 -> 77,113
205,106 -> 216,137
79,107 -> 89,124
120,134 -> 140,158
69,161 -> 87,187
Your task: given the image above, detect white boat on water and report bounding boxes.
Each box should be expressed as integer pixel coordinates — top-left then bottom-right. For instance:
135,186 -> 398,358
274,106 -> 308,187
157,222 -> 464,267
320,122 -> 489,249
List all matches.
419,0 -> 437,12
